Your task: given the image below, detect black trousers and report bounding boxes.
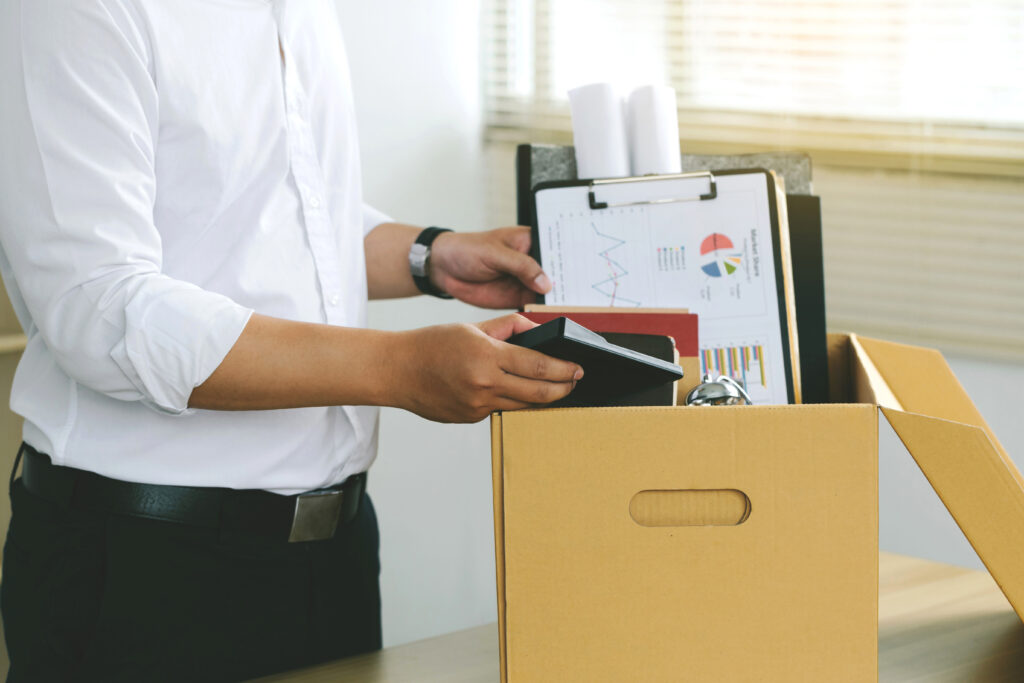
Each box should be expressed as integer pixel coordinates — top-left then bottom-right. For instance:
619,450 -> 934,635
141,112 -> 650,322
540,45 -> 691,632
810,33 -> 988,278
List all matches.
1,469 -> 382,682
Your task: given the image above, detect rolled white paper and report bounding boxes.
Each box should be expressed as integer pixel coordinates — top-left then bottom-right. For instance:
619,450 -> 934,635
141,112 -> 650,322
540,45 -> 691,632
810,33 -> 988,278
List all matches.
626,85 -> 682,176
568,83 -> 631,179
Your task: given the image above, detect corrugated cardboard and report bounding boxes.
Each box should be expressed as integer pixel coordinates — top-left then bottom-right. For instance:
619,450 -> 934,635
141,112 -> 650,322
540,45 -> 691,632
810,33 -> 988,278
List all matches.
491,333 -> 1024,682
850,335 -> 1024,622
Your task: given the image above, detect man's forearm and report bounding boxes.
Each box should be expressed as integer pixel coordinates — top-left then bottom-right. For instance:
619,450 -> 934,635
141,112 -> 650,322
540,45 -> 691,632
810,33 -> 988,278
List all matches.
189,313 -> 402,410
364,222 -> 444,299
364,222 -> 552,310
187,312 -> 582,422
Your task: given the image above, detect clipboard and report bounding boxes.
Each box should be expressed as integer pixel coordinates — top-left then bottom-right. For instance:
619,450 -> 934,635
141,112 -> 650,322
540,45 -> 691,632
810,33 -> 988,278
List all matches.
529,168 -> 802,404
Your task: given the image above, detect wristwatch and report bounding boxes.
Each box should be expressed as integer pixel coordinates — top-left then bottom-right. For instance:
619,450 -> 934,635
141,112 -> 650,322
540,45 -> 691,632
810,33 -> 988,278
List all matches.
408,227 -> 454,299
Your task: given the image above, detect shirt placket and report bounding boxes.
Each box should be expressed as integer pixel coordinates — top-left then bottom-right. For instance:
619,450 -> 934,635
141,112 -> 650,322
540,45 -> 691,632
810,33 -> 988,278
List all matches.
277,32 -> 344,325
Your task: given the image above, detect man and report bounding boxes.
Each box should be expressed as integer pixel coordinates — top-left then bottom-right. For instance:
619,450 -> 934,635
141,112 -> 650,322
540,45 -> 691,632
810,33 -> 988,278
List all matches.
0,1 -> 581,680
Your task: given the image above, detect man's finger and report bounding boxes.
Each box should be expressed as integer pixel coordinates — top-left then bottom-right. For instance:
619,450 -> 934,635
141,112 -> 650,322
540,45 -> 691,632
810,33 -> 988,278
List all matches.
496,373 -> 576,405
477,313 -> 538,341
499,344 -> 582,383
488,245 -> 552,294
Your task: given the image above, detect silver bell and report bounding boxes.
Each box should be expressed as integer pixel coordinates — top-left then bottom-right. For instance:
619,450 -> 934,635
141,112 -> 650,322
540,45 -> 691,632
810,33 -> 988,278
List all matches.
685,373 -> 754,406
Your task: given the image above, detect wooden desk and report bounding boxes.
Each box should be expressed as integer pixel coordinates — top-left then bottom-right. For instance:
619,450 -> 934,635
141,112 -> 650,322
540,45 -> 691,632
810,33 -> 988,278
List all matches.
256,552 -> 1024,682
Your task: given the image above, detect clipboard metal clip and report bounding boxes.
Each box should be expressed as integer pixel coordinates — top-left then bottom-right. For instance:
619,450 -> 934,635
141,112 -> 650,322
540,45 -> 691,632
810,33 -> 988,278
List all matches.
588,171 -> 718,210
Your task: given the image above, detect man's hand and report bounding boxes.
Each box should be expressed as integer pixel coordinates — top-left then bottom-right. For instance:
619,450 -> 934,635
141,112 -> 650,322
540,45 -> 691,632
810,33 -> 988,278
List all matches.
190,313 -> 581,420
428,226 -> 551,309
392,313 -> 582,423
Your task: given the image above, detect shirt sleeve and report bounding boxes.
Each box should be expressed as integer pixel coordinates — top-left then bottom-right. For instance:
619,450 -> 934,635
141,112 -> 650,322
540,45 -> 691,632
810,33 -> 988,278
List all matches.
0,0 -> 253,416
362,202 -> 393,236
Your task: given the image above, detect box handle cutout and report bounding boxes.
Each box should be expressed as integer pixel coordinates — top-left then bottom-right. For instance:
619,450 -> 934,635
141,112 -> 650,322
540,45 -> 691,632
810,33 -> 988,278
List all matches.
629,489 -> 751,527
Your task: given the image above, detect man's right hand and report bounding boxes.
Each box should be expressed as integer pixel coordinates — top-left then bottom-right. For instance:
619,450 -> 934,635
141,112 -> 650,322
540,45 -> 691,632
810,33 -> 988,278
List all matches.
391,314 -> 583,423
190,313 -> 580,419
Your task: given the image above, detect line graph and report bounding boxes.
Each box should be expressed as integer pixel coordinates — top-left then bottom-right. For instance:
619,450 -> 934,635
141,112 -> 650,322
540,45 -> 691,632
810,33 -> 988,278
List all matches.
590,222 -> 642,307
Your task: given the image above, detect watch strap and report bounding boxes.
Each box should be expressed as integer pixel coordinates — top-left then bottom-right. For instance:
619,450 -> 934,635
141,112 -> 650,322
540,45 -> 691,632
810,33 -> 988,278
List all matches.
410,227 -> 454,299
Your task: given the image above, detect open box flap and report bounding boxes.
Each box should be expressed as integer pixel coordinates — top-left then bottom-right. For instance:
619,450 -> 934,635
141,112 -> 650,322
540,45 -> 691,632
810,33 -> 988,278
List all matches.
881,408 -> 1024,623
851,334 -> 1012,464
848,334 -> 903,411
850,333 -> 1024,622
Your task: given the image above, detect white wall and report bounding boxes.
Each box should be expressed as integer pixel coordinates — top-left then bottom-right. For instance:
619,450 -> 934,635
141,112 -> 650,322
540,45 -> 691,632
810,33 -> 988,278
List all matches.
336,0 -> 500,648
337,0 -> 1024,648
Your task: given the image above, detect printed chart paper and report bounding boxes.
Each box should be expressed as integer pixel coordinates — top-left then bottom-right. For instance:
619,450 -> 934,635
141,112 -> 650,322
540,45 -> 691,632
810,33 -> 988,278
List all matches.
535,172 -> 790,404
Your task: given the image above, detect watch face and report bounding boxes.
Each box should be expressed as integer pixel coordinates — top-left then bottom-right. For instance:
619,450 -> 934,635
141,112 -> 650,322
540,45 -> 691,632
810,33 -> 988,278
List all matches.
409,243 -> 430,277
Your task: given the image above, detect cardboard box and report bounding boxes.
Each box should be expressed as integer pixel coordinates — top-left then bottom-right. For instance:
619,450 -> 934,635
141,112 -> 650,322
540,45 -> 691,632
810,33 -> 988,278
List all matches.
490,333 -> 1024,682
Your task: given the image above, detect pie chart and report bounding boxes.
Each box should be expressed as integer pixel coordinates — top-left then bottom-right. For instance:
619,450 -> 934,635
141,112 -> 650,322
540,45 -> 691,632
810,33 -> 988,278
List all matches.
700,233 -> 742,278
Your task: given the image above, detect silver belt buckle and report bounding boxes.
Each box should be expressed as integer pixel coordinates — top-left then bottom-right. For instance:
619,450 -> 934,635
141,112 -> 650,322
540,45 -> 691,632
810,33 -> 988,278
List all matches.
288,489 -> 344,542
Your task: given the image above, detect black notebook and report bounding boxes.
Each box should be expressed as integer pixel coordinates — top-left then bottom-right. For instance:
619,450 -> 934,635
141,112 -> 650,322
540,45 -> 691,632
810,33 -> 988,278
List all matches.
597,332 -> 678,407
507,317 -> 682,408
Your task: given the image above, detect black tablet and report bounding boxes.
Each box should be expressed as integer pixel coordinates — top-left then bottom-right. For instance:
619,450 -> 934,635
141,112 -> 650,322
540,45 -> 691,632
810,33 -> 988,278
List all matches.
507,317 -> 683,407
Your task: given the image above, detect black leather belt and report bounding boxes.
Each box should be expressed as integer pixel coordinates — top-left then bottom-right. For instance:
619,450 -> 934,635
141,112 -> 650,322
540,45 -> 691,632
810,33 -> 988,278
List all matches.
17,443 -> 367,543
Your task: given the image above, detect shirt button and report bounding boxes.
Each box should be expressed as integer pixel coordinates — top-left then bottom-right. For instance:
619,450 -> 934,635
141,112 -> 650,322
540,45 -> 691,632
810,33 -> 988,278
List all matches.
328,293 -> 340,306
309,195 -> 322,209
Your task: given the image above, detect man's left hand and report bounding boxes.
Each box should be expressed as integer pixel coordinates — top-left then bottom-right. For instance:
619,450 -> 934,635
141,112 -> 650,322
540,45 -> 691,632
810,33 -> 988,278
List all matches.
429,226 -> 552,309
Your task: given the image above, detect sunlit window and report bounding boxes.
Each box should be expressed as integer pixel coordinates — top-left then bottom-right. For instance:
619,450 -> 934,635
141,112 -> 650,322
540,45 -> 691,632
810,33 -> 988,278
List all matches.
487,0 -> 1024,134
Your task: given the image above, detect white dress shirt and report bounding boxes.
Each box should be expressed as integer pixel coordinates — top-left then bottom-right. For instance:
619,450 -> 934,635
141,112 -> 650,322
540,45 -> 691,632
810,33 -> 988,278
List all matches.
0,0 -> 388,494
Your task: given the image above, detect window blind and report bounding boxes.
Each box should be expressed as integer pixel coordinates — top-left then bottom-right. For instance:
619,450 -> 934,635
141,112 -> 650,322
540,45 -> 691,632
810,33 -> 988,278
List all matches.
484,0 -> 1024,175
482,0 -> 1024,360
